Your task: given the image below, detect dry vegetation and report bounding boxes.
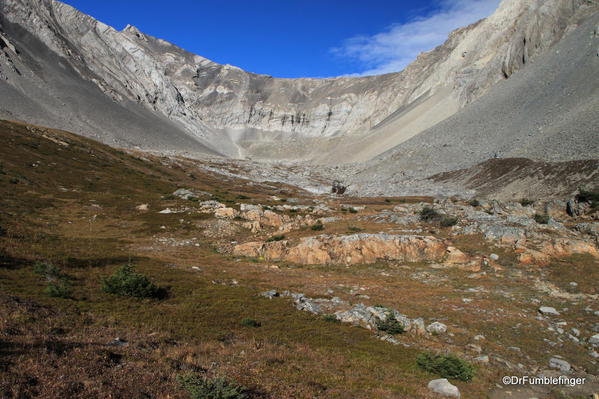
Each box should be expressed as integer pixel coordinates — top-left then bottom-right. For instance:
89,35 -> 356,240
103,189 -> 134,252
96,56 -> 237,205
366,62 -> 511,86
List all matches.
1,120 -> 597,399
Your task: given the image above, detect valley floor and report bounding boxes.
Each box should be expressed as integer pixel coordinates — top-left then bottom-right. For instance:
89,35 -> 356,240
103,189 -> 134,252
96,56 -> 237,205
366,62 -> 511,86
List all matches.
1,120 -> 598,399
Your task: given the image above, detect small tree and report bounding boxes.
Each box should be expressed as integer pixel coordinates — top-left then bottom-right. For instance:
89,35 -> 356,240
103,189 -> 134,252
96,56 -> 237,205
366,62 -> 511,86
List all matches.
375,313 -> 406,335
102,264 -> 164,299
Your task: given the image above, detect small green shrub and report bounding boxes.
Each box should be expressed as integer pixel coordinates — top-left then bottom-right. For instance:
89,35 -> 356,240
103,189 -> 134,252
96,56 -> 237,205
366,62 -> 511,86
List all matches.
419,206 -> 440,222
266,234 -> 285,242
576,189 -> 599,203
102,264 -> 164,299
384,199 -> 392,203
311,222 -> 324,231
375,313 -> 406,335
236,195 -> 250,200
33,262 -> 63,278
533,213 -> 550,224
348,208 -> 358,214
9,178 -> 18,184
233,216 -> 244,221
322,314 -> 339,323
45,281 -> 72,298
177,374 -> 247,399
416,352 -> 474,382
468,199 -> 480,207
440,216 -> 459,227
348,226 -> 363,232
240,318 -> 261,328
520,199 -> 535,207
577,189 -> 599,211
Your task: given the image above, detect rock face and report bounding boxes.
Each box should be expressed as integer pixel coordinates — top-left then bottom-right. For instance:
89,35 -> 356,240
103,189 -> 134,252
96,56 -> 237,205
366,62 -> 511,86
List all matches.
0,0 -> 594,164
233,233 -> 448,265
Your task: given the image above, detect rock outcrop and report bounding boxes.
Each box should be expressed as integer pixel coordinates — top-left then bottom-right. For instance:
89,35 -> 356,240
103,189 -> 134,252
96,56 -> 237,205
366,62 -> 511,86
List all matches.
233,233 -> 449,265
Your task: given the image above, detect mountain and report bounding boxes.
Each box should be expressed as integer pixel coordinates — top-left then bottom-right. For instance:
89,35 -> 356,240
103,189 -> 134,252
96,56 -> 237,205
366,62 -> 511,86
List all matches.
349,8 -> 599,197
1,0 -> 596,165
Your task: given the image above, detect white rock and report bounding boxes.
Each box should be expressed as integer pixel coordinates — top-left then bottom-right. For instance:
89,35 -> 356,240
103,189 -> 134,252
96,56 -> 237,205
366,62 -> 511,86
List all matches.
589,334 -> 599,346
427,378 -> 460,397
427,322 -> 448,335
549,357 -> 571,372
539,306 -> 560,316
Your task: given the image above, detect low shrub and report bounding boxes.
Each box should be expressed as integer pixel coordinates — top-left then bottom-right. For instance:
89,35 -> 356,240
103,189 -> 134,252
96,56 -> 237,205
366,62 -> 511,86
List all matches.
348,226 -> 363,232
520,199 -> 535,207
348,208 -> 358,214
416,352 -> 474,382
440,216 -> 459,227
45,281 -> 72,298
576,189 -> 599,203
266,234 -> 285,242
102,264 -> 164,299
375,313 -> 406,335
33,262 -> 63,279
311,222 -> 324,231
533,213 -> 550,224
468,199 -> 480,207
236,195 -> 250,200
322,314 -> 339,323
419,206 -> 440,222
577,189 -> 599,210
240,318 -> 261,328
177,374 -> 247,399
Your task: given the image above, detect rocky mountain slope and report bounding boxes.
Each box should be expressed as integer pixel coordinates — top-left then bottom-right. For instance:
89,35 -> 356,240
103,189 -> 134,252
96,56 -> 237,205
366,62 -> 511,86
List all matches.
0,0 -> 595,163
349,10 -> 599,197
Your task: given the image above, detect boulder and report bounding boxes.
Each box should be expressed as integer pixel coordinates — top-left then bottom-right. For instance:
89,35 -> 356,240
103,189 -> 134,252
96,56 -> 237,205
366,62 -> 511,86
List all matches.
198,200 -> 225,212
539,306 -> 560,316
411,318 -> 427,335
566,199 -> 579,217
172,188 -> 196,200
335,304 -> 377,327
549,357 -> 571,373
589,334 -> 599,346
427,322 -> 448,335
445,246 -> 471,264
427,379 -> 460,397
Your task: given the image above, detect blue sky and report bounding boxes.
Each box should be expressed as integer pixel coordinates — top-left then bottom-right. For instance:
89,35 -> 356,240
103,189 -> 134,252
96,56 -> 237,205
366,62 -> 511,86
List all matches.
61,0 -> 500,78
